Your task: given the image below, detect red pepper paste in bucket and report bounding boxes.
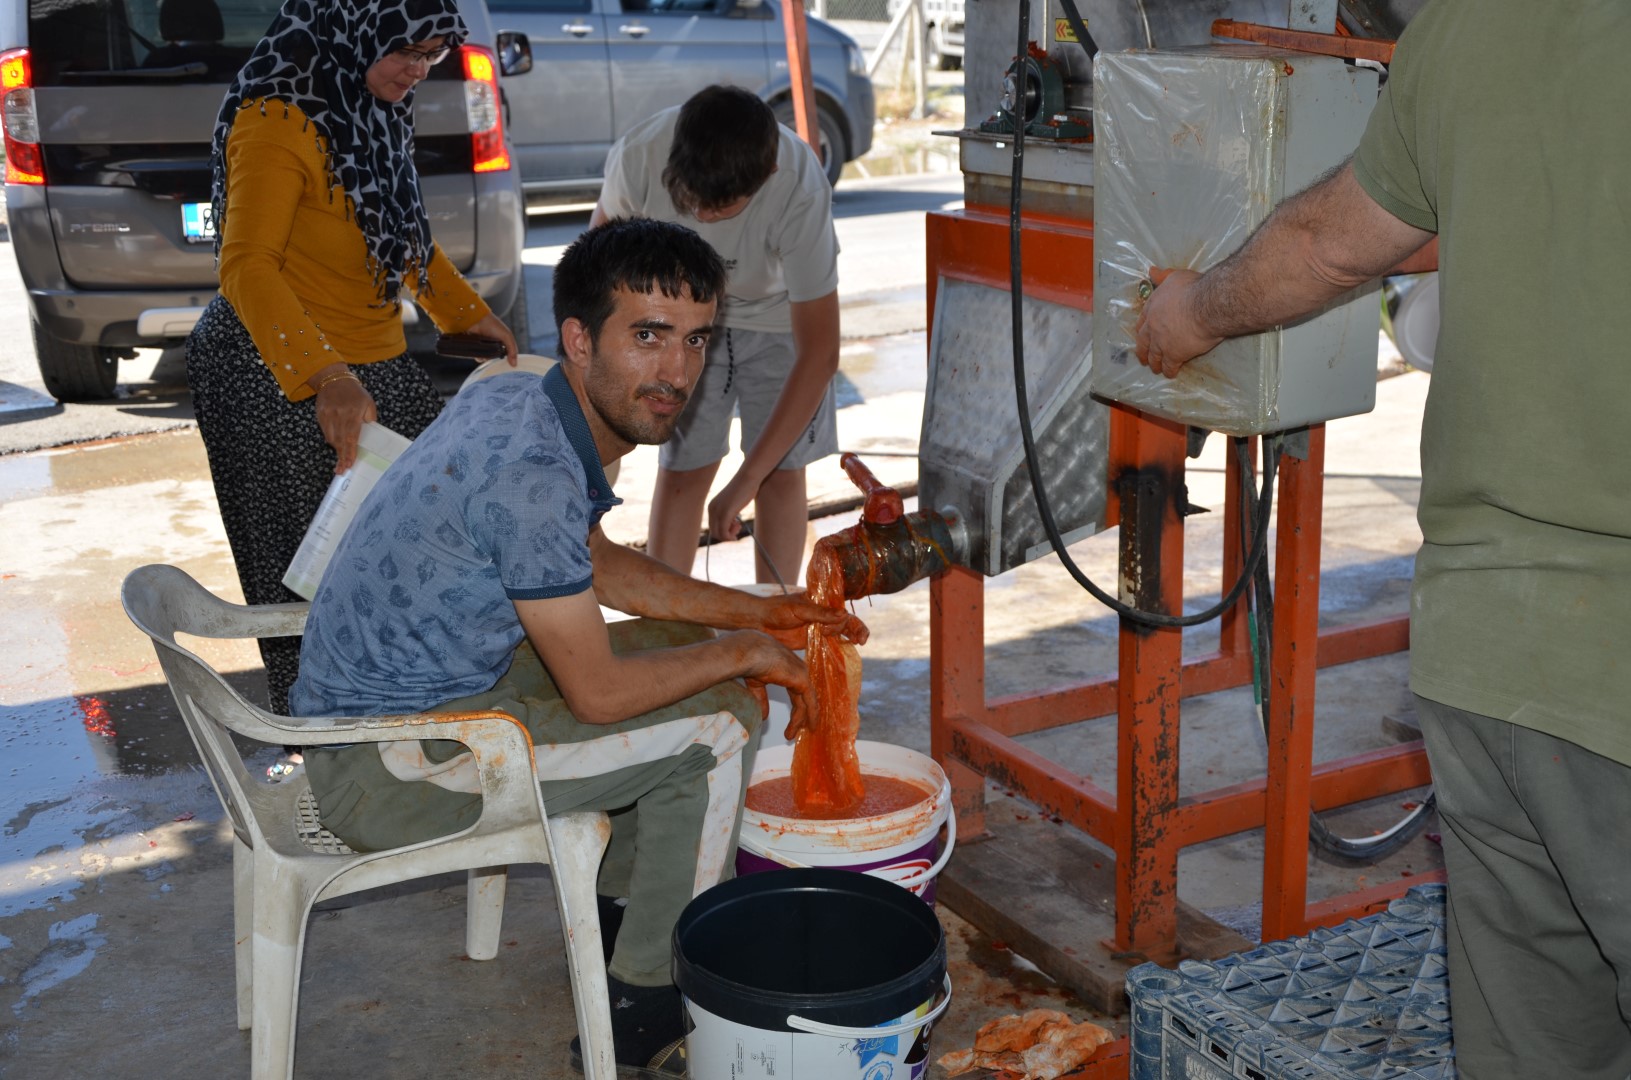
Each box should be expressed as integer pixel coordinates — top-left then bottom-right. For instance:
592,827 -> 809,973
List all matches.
737,740 -> 955,902
745,773 -> 935,820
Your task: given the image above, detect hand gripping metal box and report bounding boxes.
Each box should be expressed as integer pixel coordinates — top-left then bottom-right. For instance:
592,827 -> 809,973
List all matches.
1092,47 -> 1381,436
1125,885 -> 1454,1080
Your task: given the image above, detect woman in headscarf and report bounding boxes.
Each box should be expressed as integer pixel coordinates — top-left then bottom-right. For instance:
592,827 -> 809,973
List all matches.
186,0 -> 517,721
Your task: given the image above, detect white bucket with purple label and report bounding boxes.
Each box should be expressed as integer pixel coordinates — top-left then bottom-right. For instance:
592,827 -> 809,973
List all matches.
736,741 -> 955,905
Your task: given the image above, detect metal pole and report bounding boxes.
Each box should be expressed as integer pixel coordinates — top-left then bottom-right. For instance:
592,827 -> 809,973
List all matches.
866,0 -> 916,79
779,0 -> 819,151
912,0 -> 927,119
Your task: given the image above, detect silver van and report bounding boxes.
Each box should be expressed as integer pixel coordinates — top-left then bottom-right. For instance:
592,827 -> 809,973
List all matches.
490,0 -> 875,198
1,0 -> 527,402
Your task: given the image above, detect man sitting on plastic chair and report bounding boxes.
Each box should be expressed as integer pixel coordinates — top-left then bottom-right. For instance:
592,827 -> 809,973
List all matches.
288,218 -> 867,1077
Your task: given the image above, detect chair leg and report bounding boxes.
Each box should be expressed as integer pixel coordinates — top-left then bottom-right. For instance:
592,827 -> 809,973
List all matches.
550,812 -> 616,1080
233,836 -> 254,1031
250,867 -> 314,1080
466,865 -> 508,961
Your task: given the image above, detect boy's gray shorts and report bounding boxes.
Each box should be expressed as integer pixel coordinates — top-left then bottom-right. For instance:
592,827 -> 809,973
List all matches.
659,326 -> 839,473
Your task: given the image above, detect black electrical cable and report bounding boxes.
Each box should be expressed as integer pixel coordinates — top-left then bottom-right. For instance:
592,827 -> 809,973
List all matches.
1053,0 -> 1099,59
1006,0 -> 1275,630
999,0 -> 1433,858
1231,437 -> 1438,862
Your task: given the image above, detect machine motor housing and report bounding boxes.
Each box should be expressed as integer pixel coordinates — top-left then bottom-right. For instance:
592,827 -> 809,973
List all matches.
1092,47 -> 1381,436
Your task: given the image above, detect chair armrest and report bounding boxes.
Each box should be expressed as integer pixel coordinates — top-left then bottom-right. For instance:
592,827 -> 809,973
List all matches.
308,710 -> 546,837
238,602 -> 311,639
160,639 -> 532,776
224,706 -> 534,762
201,598 -> 310,640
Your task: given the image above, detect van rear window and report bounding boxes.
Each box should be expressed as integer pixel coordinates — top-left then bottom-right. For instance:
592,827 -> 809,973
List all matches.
29,0 -> 285,84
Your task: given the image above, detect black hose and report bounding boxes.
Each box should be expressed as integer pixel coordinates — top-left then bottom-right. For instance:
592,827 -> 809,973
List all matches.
1053,0 -> 1099,59
1232,438 -> 1437,862
1006,0 -> 1274,630
1001,0 -> 1433,857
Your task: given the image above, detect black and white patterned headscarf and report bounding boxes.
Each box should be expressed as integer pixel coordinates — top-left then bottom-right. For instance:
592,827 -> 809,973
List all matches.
210,0 -> 468,304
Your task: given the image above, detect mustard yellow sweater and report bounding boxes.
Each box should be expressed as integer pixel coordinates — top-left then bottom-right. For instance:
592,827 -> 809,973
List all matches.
217,98 -> 491,401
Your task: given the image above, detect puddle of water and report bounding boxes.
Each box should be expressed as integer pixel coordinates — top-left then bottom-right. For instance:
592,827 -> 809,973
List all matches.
1,464 -> 249,789
838,331 -> 930,400
14,913 -> 107,1014
0,765 -> 231,918
0,453 -> 53,502
843,144 -> 960,182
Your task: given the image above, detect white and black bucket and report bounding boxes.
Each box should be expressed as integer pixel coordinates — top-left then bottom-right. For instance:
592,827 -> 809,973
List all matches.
736,741 -> 956,905
673,867 -> 951,1080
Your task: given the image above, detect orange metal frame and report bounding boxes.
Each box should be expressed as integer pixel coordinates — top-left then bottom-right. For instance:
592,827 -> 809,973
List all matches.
919,25 -> 1429,1077
925,205 -> 1440,971
1210,18 -> 1397,64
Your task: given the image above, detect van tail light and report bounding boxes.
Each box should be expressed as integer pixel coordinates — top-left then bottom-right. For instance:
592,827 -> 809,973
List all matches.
460,45 -> 511,174
0,48 -> 44,186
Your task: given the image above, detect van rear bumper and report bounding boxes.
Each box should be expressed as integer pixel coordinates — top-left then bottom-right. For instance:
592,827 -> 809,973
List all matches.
26,265 -> 520,350
27,286 -> 218,350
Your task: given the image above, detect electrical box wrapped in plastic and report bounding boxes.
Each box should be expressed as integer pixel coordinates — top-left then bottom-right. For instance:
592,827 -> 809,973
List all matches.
1091,47 -> 1380,436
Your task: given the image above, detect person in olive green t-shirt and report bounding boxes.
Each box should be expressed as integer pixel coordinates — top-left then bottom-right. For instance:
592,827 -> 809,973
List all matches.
1136,2 -> 1631,1075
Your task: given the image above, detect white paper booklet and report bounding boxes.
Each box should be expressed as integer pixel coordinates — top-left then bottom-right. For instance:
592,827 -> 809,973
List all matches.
282,422 -> 412,600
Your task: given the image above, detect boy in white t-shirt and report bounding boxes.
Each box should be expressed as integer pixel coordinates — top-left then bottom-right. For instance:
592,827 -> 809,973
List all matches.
590,85 -> 841,586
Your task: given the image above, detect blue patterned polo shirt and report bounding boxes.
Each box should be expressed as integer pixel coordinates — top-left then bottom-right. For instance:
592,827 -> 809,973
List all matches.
289,365 -> 620,717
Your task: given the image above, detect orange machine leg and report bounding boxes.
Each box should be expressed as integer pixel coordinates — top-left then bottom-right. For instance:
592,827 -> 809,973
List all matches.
1112,408 -> 1187,958
931,566 -> 990,838
921,206 -> 1426,986
1263,427 -> 1324,940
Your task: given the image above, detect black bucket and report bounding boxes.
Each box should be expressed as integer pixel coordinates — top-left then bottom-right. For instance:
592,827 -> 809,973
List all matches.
673,867 -> 949,1079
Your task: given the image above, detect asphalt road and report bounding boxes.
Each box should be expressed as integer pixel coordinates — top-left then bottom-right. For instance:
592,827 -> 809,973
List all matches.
0,170 -> 962,455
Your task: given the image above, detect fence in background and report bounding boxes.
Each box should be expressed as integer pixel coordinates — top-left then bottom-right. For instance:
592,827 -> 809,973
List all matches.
814,0 -> 950,118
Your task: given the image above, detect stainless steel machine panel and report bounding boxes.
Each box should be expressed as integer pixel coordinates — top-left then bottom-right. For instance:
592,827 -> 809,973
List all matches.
919,279 -> 1109,576
1091,47 -> 1380,436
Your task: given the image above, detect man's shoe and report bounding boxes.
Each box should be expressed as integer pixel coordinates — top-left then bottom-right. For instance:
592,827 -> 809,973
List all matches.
569,1034 -> 687,1078
569,976 -> 688,1077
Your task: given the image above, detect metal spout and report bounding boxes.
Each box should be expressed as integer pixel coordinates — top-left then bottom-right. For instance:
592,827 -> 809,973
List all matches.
814,509 -> 963,600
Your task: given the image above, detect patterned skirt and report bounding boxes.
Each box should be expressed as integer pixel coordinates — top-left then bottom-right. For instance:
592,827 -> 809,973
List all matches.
185,295 -> 443,714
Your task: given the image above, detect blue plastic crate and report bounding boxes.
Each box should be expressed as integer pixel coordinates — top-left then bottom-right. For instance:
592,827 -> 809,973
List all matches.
1126,885 -> 1454,1080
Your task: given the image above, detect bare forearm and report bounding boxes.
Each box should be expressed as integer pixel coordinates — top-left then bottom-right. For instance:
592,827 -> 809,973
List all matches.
589,532 -> 865,655
1189,160 -> 1433,339
591,532 -> 766,626
563,635 -> 761,724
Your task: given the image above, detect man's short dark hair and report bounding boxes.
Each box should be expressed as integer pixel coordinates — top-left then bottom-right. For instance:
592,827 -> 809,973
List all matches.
553,217 -> 728,352
662,85 -> 780,215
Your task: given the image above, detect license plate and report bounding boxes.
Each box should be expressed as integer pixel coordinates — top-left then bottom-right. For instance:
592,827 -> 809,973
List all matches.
181,201 -> 216,244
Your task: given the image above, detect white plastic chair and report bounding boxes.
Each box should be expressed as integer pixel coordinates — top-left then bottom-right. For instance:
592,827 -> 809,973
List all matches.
121,563 -> 617,1080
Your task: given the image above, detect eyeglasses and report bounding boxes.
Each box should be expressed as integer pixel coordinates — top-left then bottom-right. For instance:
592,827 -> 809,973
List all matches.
392,43 -> 452,67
